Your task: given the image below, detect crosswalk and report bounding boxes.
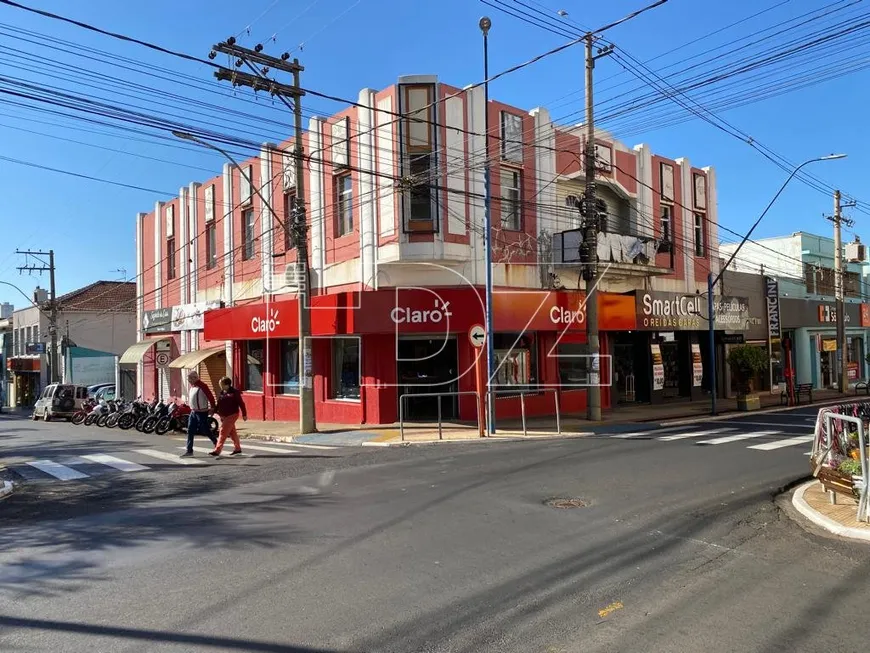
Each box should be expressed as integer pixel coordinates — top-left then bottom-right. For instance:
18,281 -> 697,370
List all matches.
603,424 -> 815,453
3,438 -> 336,483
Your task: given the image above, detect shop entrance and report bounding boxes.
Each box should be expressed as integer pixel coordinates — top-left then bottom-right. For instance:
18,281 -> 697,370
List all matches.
396,337 -> 459,421
821,349 -> 835,388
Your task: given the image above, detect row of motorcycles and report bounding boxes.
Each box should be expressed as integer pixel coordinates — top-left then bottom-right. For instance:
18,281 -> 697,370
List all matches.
70,397 -> 219,436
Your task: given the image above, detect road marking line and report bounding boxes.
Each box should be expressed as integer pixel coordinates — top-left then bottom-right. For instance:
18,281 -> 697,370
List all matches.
26,460 -> 89,480
181,446 -> 254,457
285,442 -> 336,450
598,601 -> 624,618
80,454 -> 149,472
709,420 -> 806,428
747,435 -> 815,451
174,437 -> 335,451
658,428 -> 735,441
229,443 -> 297,454
697,430 -> 781,445
133,449 -> 205,465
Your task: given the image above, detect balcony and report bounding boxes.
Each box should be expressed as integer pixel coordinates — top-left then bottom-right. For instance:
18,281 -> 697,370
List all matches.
552,228 -> 672,279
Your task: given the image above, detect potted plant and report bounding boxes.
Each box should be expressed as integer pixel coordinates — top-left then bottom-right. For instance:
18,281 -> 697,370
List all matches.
728,344 -> 769,411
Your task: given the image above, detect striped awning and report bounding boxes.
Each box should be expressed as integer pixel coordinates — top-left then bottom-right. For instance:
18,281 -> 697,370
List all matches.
118,337 -> 172,364
167,346 -> 225,370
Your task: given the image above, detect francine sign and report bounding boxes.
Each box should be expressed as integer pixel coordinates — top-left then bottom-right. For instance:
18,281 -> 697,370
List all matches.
636,292 -> 751,331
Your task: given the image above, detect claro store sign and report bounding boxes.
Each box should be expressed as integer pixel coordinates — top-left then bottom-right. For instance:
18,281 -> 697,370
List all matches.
636,292 -> 751,331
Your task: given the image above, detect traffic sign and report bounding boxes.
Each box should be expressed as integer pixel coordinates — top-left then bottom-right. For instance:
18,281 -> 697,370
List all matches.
469,324 -> 486,348
155,352 -> 171,368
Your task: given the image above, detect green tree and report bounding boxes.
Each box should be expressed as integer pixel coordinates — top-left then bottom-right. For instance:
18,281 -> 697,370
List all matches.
727,345 -> 769,395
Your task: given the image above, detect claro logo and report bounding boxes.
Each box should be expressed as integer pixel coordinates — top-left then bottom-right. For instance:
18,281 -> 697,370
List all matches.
549,306 -> 585,325
391,300 -> 453,324
251,308 -> 281,333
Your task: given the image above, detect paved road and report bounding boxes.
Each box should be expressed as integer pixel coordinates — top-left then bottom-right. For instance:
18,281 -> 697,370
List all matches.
1,405 -> 867,652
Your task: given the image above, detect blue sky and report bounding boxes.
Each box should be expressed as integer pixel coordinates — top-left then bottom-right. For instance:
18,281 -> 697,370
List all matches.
0,0 -> 866,307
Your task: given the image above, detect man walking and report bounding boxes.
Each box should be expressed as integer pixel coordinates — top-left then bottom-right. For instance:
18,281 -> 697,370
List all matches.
181,370 -> 217,457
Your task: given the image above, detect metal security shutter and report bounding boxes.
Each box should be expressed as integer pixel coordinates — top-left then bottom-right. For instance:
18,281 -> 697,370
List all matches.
159,367 -> 170,401
199,352 -> 227,395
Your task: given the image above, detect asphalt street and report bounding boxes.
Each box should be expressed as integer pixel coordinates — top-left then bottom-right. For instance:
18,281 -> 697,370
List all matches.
1,404 -> 868,653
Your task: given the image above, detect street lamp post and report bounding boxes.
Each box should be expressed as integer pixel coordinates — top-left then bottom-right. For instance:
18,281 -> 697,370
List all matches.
479,16 -> 496,435
708,154 -> 846,415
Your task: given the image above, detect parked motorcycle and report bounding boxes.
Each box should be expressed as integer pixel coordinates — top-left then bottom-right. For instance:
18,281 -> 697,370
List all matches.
70,398 -> 97,425
83,400 -> 108,426
141,399 -> 171,434
154,400 -> 194,435
117,398 -> 148,430
134,398 -> 161,432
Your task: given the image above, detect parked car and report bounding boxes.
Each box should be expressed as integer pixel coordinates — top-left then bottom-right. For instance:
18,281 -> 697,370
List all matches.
32,383 -> 90,422
87,383 -> 114,399
95,385 -> 117,402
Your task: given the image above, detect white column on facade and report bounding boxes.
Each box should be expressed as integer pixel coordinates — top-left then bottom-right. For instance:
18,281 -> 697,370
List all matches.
530,106 -> 556,239
259,143 -> 275,293
675,157 -> 695,292
465,84 -> 486,286
308,117 -> 325,290
633,143 -> 654,239
221,163 -> 234,306
135,212 -> 145,395
703,165 -> 719,282
357,89 -> 377,290
178,186 -> 190,355
188,182 -> 201,304
153,201 -> 164,309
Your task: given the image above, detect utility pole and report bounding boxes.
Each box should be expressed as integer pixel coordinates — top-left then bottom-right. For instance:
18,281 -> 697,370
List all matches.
582,34 -> 612,422
828,189 -> 855,394
16,249 -> 58,383
210,38 -> 315,434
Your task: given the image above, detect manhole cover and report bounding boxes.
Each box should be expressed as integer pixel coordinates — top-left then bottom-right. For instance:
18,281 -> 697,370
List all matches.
544,497 -> 588,509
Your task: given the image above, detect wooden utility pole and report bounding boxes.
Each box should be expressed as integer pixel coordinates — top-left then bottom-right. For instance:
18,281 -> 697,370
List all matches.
16,249 -> 58,383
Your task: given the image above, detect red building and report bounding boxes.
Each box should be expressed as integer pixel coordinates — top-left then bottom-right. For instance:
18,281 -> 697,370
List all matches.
127,75 -> 722,425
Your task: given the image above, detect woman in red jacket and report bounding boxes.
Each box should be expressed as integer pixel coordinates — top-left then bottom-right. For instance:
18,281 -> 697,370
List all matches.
209,377 -> 247,456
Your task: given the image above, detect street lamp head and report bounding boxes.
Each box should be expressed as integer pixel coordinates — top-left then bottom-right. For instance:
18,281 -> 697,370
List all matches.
171,130 -> 195,142
479,16 -> 492,35
821,153 -> 847,160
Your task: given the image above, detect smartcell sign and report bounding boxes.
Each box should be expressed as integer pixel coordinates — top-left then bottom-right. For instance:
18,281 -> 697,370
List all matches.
636,291 -> 751,331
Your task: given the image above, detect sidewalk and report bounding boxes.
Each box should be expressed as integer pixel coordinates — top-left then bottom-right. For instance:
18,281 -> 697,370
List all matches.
792,480 -> 870,542
236,388 -> 857,446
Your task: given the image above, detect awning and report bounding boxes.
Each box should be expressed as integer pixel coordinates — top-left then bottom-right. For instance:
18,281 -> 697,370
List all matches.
119,337 -> 172,364
168,346 -> 225,370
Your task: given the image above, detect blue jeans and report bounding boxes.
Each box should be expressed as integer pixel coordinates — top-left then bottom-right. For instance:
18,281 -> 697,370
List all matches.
186,411 -> 217,452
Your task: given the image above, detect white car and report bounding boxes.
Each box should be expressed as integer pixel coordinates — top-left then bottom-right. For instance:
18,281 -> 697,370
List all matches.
32,383 -> 90,422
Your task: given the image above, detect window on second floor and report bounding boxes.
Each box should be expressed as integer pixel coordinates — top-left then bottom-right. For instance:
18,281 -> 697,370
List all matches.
335,174 -> 353,236
205,222 -> 217,270
694,213 -> 706,257
500,168 -> 522,231
166,237 -> 176,280
661,204 -> 672,242
401,83 -> 437,232
242,208 -> 255,260
284,191 -> 297,251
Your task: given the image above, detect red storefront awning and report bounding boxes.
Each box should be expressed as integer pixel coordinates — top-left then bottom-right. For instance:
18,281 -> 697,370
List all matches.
204,288 -> 636,341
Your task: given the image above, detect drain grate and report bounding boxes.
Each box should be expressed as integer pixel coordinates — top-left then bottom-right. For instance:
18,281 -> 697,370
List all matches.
544,497 -> 588,509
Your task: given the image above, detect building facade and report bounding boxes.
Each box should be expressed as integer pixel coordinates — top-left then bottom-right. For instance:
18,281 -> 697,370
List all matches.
132,75 -> 726,424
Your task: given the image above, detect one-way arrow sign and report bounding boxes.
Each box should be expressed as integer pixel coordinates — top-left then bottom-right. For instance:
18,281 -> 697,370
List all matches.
469,324 -> 486,348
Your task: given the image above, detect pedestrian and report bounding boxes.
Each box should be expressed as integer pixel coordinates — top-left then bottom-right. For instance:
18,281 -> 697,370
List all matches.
209,376 -> 247,457
181,370 -> 217,457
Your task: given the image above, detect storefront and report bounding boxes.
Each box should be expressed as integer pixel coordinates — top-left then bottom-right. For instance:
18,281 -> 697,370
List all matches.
780,299 -> 869,389
7,357 -> 41,407
203,288 -> 636,424
620,291 -> 751,404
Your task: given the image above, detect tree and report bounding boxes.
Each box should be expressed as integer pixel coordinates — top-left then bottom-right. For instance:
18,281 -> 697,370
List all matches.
728,345 -> 769,395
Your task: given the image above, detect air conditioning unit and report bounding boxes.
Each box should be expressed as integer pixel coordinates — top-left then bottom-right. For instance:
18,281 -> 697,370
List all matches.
846,238 -> 866,263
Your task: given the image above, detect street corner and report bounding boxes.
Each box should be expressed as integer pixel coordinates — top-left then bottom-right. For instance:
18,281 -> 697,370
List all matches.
294,430 -> 394,447
790,480 -> 870,543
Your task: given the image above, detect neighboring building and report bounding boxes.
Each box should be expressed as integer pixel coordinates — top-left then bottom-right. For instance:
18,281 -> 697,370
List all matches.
0,311 -> 12,408
721,232 -> 870,390
131,75 -> 727,424
8,281 -> 137,406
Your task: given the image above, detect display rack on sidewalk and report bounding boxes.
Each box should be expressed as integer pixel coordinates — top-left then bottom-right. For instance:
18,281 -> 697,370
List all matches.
810,401 -> 870,522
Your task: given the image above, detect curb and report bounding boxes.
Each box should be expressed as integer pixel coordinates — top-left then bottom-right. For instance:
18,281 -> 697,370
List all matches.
791,480 -> 870,543
659,397 -> 850,427
362,432 -> 594,447
0,481 -> 14,501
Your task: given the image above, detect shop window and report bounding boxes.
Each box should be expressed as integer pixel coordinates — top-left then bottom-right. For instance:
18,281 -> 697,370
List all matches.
279,339 -> 299,395
501,112 -> 523,163
694,213 -> 706,257
335,174 -> 353,236
166,237 -> 176,280
284,191 -> 297,251
492,333 -> 538,388
660,204 -> 671,243
245,340 -> 264,392
206,222 -> 217,269
557,342 -> 590,387
408,153 -> 433,223
332,338 -> 360,400
242,208 -> 256,260
500,168 -> 522,231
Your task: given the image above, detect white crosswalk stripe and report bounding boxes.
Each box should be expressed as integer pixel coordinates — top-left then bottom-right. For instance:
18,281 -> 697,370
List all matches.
80,454 -> 149,472
697,430 -> 781,445
133,449 -> 205,465
747,435 -> 815,451
26,460 -> 89,480
657,428 -> 735,442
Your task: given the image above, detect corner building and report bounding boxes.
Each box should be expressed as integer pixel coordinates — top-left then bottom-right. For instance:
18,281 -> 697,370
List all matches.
131,75 -> 726,425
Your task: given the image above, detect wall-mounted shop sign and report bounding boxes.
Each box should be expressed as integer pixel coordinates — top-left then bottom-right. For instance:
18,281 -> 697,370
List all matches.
721,333 -> 745,344
171,301 -> 223,332
818,305 -> 851,324
636,292 -> 751,331
765,276 -> 781,342
142,307 -> 172,334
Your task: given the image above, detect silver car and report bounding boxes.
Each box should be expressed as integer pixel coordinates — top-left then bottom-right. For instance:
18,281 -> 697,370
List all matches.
32,383 -> 89,422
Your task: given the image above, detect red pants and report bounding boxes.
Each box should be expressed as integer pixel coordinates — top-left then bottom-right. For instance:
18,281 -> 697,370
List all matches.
215,413 -> 241,453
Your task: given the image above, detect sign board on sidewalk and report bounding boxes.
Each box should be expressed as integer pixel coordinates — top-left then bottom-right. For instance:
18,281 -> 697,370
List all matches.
650,343 -> 664,391
691,343 -> 703,388
468,324 -> 486,348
